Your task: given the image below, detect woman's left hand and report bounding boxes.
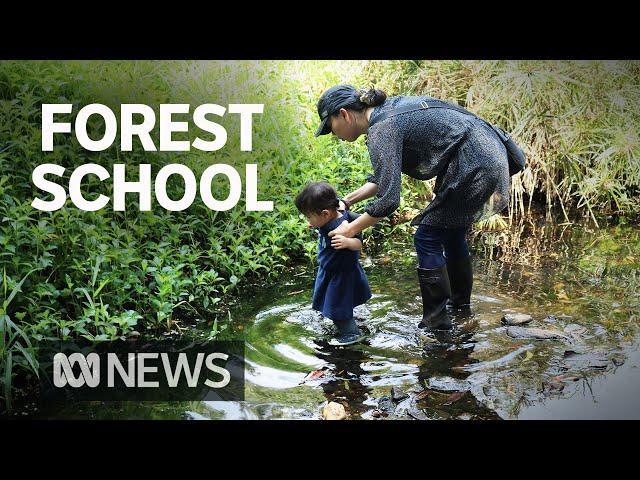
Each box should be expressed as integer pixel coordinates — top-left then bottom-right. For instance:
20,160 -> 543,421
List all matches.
328,220 -> 352,238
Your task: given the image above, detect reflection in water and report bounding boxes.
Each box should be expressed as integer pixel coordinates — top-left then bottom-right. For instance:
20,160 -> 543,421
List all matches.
413,317 -> 503,420
244,359 -> 308,389
41,216 -> 640,419
231,216 -> 639,420
314,340 -> 371,419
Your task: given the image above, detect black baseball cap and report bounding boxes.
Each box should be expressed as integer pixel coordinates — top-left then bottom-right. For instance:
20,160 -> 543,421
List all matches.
314,84 -> 361,137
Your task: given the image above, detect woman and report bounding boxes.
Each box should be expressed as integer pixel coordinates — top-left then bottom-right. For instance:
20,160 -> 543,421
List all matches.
315,84 -> 510,330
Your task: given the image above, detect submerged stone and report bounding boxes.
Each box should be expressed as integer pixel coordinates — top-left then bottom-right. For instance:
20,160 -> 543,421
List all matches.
501,313 -> 533,326
407,405 -> 430,420
563,350 -> 611,370
426,376 -> 471,392
506,326 -> 571,341
378,395 -> 395,412
564,324 -> 587,334
391,386 -> 410,402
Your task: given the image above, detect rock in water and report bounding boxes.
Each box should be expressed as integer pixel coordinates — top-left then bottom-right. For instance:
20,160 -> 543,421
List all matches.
506,326 -> 571,341
563,324 -> 588,342
322,402 -> 347,420
407,405 -> 430,421
391,386 -> 410,403
457,344 -> 534,372
378,395 -> 395,413
426,376 -> 471,392
563,350 -> 610,370
501,313 -> 533,326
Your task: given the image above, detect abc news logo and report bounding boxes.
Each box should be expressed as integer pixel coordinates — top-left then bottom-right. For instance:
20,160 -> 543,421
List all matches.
53,351 -> 231,389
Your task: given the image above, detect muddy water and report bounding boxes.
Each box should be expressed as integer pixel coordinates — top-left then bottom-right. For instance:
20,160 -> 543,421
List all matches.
45,216 -> 640,420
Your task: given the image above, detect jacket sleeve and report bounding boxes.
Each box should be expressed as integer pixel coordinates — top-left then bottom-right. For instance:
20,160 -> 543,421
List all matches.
347,211 -> 364,243
364,126 -> 403,218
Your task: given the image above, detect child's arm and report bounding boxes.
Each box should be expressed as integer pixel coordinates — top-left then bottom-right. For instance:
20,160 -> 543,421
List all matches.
330,235 -> 362,251
330,211 -> 365,251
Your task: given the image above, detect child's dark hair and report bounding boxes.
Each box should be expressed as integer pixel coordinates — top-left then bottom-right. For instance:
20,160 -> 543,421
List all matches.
295,182 -> 340,215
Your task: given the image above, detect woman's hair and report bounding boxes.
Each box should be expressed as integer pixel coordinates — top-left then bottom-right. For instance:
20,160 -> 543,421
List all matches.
357,87 -> 388,108
295,181 -> 340,214
335,87 -> 387,115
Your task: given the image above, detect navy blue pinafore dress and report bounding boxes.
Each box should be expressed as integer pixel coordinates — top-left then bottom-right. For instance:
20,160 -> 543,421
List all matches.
312,211 -> 371,322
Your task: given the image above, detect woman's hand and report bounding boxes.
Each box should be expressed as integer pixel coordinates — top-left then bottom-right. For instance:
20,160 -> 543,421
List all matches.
328,220 -> 353,238
329,212 -> 383,239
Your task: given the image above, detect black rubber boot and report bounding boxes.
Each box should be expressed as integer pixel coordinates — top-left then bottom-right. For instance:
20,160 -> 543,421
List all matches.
417,265 -> 452,330
446,255 -> 473,311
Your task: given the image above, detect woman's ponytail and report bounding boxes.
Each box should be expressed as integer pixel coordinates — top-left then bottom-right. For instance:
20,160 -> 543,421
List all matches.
358,87 -> 387,107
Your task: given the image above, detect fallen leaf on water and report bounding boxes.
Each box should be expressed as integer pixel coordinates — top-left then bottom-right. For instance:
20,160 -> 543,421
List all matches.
414,391 -> 430,401
443,391 -> 467,405
305,369 -> 327,380
546,381 -> 565,392
552,375 -> 581,382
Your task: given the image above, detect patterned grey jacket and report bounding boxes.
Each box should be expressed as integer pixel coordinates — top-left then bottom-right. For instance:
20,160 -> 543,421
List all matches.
363,95 -> 511,228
